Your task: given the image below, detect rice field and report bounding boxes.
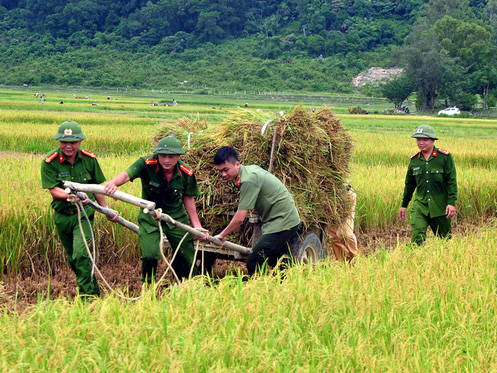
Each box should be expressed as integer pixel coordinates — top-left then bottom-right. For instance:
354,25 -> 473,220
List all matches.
2,230 -> 497,371
1,88 -> 497,371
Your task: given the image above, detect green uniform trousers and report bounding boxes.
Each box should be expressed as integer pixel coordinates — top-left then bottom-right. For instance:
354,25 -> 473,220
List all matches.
410,203 -> 452,246
138,216 -> 216,282
54,208 -> 100,296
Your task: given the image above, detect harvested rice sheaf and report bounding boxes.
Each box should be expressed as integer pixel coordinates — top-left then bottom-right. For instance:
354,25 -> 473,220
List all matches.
156,106 -> 353,246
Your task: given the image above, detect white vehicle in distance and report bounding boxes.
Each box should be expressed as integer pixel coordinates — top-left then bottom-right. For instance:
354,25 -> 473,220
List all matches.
438,107 -> 460,116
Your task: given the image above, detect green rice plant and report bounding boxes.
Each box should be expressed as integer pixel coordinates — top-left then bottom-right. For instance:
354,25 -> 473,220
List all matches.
1,90 -> 497,275
350,163 -> 406,231
341,114 -> 497,139
350,163 -> 497,231
1,227 -> 497,371
0,112 -> 157,154
0,153 -> 147,274
352,132 -> 497,169
2,114 -> 497,274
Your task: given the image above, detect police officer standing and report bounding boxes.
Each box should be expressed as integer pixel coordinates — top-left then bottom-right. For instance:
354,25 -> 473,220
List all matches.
41,121 -> 116,298
104,137 -> 213,282
399,125 -> 458,245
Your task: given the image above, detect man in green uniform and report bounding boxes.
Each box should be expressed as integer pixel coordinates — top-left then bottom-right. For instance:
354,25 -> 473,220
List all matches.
104,137 -> 212,282
213,146 -> 301,275
41,121 -> 115,297
399,125 -> 458,245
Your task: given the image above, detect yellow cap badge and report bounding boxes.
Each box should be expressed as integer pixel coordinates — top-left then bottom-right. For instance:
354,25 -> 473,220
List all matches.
64,129 -> 73,136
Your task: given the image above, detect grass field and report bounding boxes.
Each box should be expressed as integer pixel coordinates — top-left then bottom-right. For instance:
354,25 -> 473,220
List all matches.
1,87 -> 497,371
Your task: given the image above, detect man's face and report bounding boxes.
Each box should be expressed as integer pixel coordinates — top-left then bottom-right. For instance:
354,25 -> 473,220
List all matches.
158,154 -> 180,172
59,141 -> 81,158
416,138 -> 435,153
216,161 -> 240,181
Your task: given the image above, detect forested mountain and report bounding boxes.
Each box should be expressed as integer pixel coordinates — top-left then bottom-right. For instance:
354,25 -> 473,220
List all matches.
1,0 -> 496,102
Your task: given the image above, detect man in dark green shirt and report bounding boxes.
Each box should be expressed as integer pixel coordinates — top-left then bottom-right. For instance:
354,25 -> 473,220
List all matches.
399,125 -> 458,245
213,146 -> 300,275
41,121 -> 115,297
104,137 -> 212,282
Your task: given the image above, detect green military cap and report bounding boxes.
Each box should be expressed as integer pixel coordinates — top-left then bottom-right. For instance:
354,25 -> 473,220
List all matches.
411,125 -> 438,140
153,137 -> 185,155
54,120 -> 86,142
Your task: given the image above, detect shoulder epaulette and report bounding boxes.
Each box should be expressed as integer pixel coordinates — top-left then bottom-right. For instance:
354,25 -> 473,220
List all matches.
145,158 -> 158,165
410,152 -> 419,159
438,149 -> 450,155
81,150 -> 96,158
179,164 -> 194,176
44,151 -> 58,163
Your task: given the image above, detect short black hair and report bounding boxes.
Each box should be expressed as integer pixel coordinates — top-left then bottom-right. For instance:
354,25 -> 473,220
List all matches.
214,146 -> 239,165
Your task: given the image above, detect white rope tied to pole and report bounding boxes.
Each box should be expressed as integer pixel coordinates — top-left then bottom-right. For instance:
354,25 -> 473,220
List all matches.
151,208 -> 181,285
188,227 -> 209,279
69,198 -> 188,301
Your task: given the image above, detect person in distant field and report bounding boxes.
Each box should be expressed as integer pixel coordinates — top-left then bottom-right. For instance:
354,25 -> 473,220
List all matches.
213,146 -> 300,275
244,103 -> 248,108
35,93 -> 39,98
104,137 -> 215,282
41,121 -> 117,298
172,99 -> 178,106
399,125 -> 458,245
328,185 -> 359,262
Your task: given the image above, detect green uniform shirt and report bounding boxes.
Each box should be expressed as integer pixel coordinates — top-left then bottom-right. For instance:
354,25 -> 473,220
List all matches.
41,148 -> 106,213
236,165 -> 300,234
125,155 -> 199,232
401,147 -> 458,218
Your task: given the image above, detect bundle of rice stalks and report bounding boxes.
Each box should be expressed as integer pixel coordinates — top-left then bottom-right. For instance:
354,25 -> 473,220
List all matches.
156,106 -> 353,246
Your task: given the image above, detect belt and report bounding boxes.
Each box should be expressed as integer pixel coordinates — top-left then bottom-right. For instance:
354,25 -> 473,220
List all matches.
56,208 -> 77,215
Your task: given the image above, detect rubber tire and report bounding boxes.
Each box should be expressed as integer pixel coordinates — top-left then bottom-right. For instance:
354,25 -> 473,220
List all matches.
291,231 -> 325,265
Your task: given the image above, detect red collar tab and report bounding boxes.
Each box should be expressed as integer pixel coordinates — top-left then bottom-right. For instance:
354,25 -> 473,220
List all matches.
235,176 -> 241,187
145,158 -> 158,173
145,158 -> 158,165
81,149 -> 96,158
45,152 -> 58,163
432,150 -> 437,157
59,153 -> 65,163
179,164 -> 194,177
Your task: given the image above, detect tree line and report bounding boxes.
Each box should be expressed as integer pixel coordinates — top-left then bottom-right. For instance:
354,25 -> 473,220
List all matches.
383,0 -> 497,111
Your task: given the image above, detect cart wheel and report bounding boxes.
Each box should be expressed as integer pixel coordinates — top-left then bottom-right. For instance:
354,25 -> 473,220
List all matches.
291,231 -> 325,265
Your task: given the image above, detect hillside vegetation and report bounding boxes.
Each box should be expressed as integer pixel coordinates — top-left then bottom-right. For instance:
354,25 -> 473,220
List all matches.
1,0 -> 495,98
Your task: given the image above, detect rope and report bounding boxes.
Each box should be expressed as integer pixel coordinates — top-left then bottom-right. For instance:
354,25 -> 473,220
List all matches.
188,227 -> 208,279
69,196 -> 196,301
72,197 -> 145,301
151,208 -> 181,285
